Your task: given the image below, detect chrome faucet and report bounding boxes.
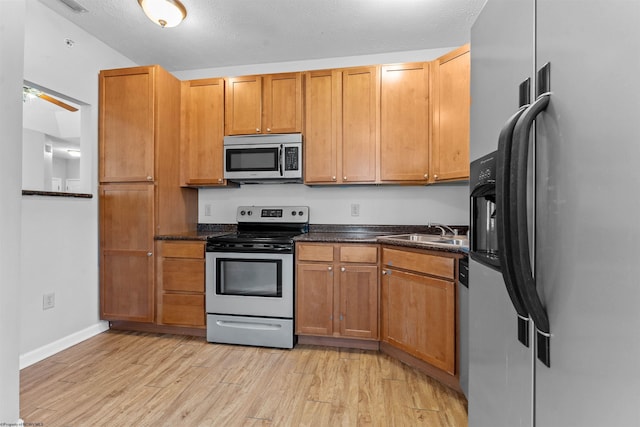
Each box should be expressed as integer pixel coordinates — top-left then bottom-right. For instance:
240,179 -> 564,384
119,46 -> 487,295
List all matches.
428,221 -> 456,237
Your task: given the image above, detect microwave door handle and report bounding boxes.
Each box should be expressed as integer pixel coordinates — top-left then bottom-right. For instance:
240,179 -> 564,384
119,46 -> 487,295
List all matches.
511,92 -> 552,366
279,145 -> 283,176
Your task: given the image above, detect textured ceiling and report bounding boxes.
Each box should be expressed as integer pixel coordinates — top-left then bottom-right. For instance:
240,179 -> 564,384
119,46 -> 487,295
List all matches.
37,0 -> 486,72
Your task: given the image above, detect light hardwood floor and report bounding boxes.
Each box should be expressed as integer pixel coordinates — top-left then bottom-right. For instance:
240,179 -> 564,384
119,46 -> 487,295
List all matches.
20,330 -> 468,426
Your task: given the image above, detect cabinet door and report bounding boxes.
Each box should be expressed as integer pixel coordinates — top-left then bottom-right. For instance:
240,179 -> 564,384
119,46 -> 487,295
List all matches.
339,265 -> 378,339
380,63 -> 430,182
382,269 -> 455,374
431,45 -> 470,182
225,75 -> 262,135
100,183 -> 155,322
341,66 -> 378,183
304,69 -> 340,183
296,262 -> 334,336
182,78 -> 225,185
99,67 -> 155,182
263,73 -> 302,134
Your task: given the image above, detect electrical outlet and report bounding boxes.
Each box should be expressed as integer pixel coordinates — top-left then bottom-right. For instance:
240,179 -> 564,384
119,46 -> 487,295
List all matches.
204,204 -> 212,216
350,203 -> 360,217
43,293 -> 55,310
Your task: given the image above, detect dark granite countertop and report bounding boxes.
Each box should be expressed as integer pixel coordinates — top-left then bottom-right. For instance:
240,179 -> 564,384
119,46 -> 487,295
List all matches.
295,224 -> 469,254
155,231 -> 232,241
155,223 -> 469,254
155,224 -> 236,241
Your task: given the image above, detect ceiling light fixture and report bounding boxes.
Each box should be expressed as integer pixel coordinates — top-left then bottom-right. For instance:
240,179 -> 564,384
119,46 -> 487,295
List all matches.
138,0 -> 187,28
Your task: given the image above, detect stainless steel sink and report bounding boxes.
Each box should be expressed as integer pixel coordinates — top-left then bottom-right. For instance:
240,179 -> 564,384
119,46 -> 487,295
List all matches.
378,233 -> 469,248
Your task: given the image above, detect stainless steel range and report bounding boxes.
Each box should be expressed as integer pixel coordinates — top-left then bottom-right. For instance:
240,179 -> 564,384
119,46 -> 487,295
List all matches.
205,205 -> 309,349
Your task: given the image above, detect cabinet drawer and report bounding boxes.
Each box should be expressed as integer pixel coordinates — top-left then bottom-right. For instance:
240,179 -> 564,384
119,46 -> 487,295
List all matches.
162,259 -> 205,292
161,294 -> 205,326
161,241 -> 204,259
339,245 -> 377,263
382,247 -> 454,280
297,243 -> 334,262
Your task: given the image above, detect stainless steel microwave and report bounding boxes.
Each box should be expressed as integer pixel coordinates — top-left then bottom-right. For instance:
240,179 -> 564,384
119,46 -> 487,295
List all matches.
223,133 -> 303,183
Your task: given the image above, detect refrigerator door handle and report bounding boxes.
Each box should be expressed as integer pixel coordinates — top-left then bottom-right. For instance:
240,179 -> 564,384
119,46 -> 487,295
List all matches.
496,105 -> 531,347
510,91 -> 552,366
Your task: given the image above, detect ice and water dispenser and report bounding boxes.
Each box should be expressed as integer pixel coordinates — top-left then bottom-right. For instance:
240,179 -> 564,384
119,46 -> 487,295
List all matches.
470,151 -> 500,270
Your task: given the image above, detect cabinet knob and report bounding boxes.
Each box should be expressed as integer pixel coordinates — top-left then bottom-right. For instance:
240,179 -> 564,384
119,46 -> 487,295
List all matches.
146,176 -> 153,181
328,266 -> 333,271
256,128 -> 261,133
147,252 -> 153,257
266,128 -> 271,132
343,176 -> 347,181
341,267 -> 346,272
423,173 -> 428,179
218,178 -> 223,183
434,174 -> 439,180
332,176 -> 337,181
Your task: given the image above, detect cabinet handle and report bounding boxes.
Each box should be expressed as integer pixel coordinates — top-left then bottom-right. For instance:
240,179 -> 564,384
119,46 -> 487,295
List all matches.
328,266 -> 333,271
382,270 -> 391,275
147,252 -> 153,257
341,267 -> 346,272
146,176 -> 153,181
339,314 -> 344,321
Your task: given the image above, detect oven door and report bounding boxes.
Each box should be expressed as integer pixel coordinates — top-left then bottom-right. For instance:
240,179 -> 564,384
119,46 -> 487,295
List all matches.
206,251 -> 293,318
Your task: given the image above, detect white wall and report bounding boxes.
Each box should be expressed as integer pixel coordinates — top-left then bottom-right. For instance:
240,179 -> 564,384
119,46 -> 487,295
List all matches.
199,183 -> 469,225
176,48 -> 469,226
22,128 -> 47,190
19,0 -> 136,365
0,1 -> 25,423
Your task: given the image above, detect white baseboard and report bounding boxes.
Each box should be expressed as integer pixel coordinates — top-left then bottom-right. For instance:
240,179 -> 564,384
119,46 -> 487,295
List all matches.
19,321 -> 110,369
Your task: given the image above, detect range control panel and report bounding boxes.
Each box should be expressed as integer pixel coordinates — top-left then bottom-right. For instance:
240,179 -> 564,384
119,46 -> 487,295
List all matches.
236,205 -> 309,223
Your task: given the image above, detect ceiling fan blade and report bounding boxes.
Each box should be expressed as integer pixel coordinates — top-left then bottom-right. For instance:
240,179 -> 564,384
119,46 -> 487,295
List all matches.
38,93 -> 78,112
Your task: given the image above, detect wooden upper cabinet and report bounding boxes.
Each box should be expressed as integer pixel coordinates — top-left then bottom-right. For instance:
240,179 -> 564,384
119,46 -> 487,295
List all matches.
181,78 -> 226,186
99,67 -> 155,182
224,72 -> 302,135
225,75 -> 262,135
380,62 -> 430,182
341,66 -> 378,183
304,69 -> 340,183
431,44 -> 470,182
263,73 -> 303,134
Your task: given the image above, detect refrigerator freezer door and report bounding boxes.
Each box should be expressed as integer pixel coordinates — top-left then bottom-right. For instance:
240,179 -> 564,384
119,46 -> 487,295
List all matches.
535,1 -> 640,425
469,0 -> 535,426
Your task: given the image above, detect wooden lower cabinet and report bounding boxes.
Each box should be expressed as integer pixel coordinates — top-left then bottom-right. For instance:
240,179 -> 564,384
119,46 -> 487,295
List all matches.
296,243 -> 379,340
381,246 -> 457,375
156,240 -> 205,328
99,183 -> 155,323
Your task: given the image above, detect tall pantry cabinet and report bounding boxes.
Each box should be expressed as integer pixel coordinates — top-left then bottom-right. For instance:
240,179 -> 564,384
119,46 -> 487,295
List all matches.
99,65 -> 197,323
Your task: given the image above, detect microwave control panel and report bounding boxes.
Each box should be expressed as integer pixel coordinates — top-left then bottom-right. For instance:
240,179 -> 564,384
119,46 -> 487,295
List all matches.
284,146 -> 299,171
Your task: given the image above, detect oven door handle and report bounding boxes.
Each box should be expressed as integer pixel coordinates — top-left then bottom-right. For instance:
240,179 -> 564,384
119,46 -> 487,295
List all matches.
279,144 -> 284,176
216,320 -> 283,331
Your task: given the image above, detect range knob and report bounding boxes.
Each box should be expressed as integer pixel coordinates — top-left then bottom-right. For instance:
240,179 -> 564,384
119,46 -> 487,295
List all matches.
247,210 -> 252,216
240,210 -> 246,216
298,211 -> 304,217
291,211 -> 297,216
